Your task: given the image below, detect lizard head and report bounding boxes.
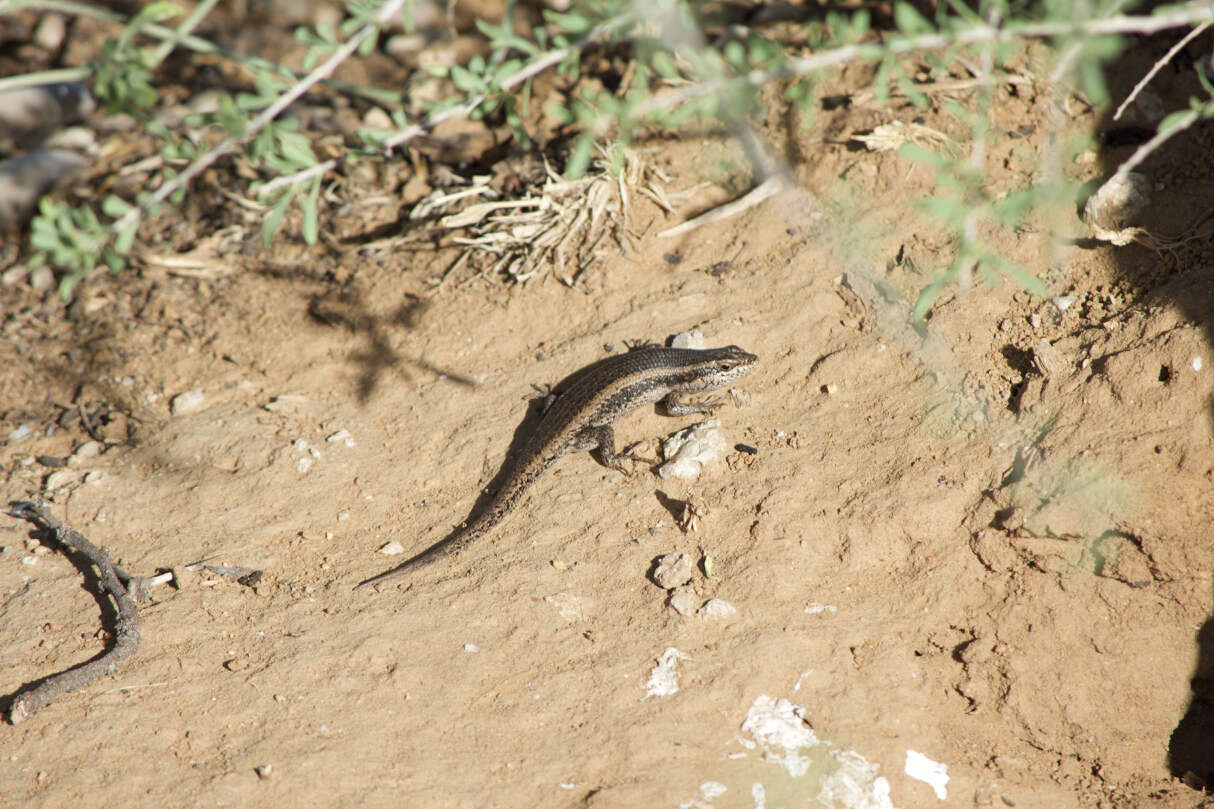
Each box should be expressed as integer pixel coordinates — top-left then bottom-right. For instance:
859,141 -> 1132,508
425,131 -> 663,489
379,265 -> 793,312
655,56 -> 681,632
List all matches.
697,344 -> 758,389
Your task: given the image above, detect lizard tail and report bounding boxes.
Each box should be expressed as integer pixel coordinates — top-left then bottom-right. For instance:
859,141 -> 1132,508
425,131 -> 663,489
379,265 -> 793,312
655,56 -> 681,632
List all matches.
353,506 -> 501,590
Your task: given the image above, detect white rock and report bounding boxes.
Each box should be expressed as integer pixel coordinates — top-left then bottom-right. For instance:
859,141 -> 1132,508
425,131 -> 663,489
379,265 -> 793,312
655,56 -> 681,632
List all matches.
378,540 -> 404,555
28,265 -> 54,291
670,329 -> 707,349
44,469 -> 79,490
698,598 -> 736,619
1084,171 -> 1150,244
905,749 -> 949,800
170,389 -> 205,414
1,265 -> 30,286
644,647 -> 690,698
651,551 -> 693,589
658,419 -> 727,480
543,592 -> 587,621
73,439 -> 103,459
668,586 -> 699,616
33,14 -> 67,50
7,422 -> 35,443
362,107 -> 392,130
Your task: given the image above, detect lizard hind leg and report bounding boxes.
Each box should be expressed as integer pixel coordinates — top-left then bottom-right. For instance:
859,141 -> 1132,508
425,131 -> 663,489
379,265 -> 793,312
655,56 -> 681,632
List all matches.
573,425 -> 658,472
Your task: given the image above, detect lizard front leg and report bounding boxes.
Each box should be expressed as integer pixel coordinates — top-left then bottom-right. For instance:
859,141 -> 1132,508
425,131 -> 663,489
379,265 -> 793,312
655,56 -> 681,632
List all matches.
661,393 -> 721,416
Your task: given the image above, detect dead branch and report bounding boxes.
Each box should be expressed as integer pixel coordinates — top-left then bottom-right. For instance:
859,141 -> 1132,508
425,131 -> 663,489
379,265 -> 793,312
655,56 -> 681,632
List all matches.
5,501 -> 142,725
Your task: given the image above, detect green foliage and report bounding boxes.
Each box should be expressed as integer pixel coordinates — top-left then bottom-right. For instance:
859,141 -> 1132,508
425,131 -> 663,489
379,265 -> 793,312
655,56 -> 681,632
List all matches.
28,197 -> 137,300
16,0 -> 1214,309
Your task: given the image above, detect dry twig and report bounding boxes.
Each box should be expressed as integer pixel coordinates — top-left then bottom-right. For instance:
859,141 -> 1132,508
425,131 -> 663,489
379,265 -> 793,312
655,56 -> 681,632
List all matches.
5,501 -> 142,725
1113,22 -> 1211,121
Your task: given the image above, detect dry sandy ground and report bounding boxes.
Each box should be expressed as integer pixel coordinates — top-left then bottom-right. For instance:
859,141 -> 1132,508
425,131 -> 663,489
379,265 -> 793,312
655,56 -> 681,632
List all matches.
3,22 -> 1214,809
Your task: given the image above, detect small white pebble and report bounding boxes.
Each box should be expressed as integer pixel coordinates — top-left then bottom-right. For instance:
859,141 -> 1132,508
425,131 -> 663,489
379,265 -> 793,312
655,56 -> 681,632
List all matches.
905,750 -> 949,799
20,556 -> 37,566
73,440 -> 103,459
44,469 -> 79,490
379,541 -> 404,556
670,329 -> 706,349
326,429 -> 351,443
668,586 -> 699,616
698,598 -> 737,619
7,423 -> 34,443
296,457 -> 313,474
170,389 -> 205,415
464,643 -> 480,653
805,603 -> 838,615
1193,357 -> 1204,372
1053,295 -> 1077,312
651,552 -> 693,589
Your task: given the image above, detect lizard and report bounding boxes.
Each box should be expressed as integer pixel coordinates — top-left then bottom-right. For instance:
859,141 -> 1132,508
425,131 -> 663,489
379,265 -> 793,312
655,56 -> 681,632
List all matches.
355,343 -> 758,590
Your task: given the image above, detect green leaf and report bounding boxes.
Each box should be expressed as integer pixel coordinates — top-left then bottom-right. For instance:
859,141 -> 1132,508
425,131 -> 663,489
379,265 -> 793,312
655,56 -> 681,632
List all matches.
993,257 -> 1048,295
565,133 -> 594,179
991,188 -> 1038,226
918,195 -> 967,225
1157,108 -> 1196,135
450,65 -> 483,93
302,179 -> 321,245
897,142 -> 949,169
132,1 -> 183,27
358,30 -> 377,57
276,130 -> 317,169
544,99 -> 573,125
912,271 -> 952,319
652,49 -> 678,79
59,271 -> 84,301
893,2 -> 933,34
724,40 -> 746,71
262,191 -> 293,248
101,246 -> 125,273
544,10 -> 591,34
29,226 -> 60,252
116,216 -> 140,254
475,19 -> 540,56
